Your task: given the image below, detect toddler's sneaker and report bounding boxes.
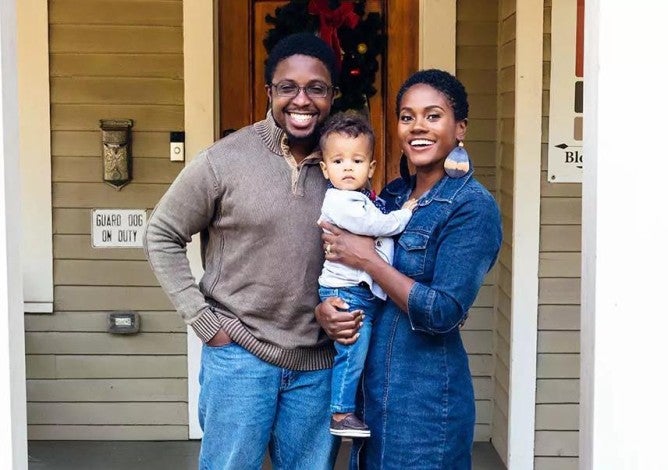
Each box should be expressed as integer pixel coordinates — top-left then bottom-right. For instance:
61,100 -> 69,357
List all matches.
329,413 -> 370,438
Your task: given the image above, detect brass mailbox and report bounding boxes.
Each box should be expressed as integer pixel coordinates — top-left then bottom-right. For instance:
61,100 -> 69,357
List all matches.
100,119 -> 133,190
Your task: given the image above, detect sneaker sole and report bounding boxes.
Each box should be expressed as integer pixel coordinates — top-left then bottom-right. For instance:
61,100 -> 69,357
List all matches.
329,428 -> 371,438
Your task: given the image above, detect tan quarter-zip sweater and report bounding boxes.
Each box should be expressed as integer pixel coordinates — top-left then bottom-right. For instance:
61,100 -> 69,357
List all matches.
144,113 -> 334,370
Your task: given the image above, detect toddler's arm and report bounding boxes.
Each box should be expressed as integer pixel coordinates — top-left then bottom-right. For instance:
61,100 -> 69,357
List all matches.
320,189 -> 416,237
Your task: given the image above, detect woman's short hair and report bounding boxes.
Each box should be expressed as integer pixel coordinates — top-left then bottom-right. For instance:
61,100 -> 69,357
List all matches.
264,32 -> 339,85
395,69 -> 469,121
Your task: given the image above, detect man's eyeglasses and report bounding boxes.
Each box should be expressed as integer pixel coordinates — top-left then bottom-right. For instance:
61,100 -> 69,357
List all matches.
271,81 -> 337,99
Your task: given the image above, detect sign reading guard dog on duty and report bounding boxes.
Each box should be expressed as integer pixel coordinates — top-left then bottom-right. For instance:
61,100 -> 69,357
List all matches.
92,209 -> 147,248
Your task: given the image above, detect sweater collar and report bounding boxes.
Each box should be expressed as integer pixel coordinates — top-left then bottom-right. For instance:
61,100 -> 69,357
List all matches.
253,111 -> 322,165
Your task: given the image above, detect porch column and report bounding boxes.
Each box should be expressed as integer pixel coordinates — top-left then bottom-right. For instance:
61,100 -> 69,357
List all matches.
0,0 -> 28,468
507,1 -> 543,468
581,2 -> 668,469
183,0 -> 215,439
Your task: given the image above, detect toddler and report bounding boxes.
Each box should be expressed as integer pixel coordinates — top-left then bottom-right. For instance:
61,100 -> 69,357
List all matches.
317,111 -> 417,438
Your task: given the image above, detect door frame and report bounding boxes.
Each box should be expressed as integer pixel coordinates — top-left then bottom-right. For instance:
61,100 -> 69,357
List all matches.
218,0 -> 419,188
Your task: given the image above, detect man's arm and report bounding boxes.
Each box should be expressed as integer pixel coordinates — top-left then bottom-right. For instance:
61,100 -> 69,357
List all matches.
144,150 -> 223,343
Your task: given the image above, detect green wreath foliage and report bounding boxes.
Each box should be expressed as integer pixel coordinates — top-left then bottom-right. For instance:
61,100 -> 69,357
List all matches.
264,0 -> 384,114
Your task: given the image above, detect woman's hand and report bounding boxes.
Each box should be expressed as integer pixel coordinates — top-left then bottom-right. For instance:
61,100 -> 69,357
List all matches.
315,297 -> 363,345
320,221 -> 378,270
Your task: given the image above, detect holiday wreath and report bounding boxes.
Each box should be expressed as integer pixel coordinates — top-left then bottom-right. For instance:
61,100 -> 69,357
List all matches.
264,0 -> 384,114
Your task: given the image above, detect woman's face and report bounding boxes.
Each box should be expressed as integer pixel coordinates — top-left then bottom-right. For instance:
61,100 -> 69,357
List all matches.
397,83 -> 467,171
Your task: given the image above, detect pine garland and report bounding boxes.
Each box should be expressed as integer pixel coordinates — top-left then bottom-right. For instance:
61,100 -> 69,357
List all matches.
264,0 -> 384,114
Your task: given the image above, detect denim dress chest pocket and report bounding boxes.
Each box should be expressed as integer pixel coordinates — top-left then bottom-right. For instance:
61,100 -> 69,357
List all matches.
396,230 -> 431,278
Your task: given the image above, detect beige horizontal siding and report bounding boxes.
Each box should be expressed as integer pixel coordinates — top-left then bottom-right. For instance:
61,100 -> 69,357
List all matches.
466,119 -> 497,141
535,431 -> 579,457
52,131 -> 176,157
538,278 -> 580,305
26,354 -> 186,379
53,157 -> 183,183
535,2 -> 581,464
54,260 -> 160,286
456,0 -> 499,443
51,54 -> 183,79
535,404 -> 578,430
536,379 -> 579,403
535,457 -> 578,470
469,95 -> 498,119
539,252 -> 580,277
51,104 -> 183,131
29,402 -> 187,425
540,225 -> 581,251
540,198 -> 582,224
27,378 -> 187,402
458,22 -> 498,46
53,182 -> 171,208
25,311 -> 184,333
30,0 -> 186,440
51,77 -> 183,105
54,234 -> 142,259
50,0 -> 183,26
55,286 -> 172,311
538,305 -> 579,329
469,354 -> 493,376
458,0 -> 498,21
538,331 -> 580,354
50,25 -> 182,54
26,332 -> 185,355
537,355 -> 580,379
54,209 -> 102,234
462,331 -> 494,354
491,0 -> 515,463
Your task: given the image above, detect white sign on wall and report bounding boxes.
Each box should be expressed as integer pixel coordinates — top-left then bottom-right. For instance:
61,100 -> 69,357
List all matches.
548,0 -> 584,183
91,209 -> 147,248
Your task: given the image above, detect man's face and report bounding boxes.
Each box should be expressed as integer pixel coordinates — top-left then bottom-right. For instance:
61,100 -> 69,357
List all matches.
266,54 -> 334,142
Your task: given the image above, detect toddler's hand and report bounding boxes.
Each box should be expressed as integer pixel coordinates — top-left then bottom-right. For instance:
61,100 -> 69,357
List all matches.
401,198 -> 418,211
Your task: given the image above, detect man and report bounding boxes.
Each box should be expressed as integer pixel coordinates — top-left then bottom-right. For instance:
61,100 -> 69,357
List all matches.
144,33 -> 342,469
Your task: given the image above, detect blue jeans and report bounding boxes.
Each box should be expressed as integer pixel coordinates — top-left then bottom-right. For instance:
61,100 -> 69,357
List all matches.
198,342 -> 340,470
319,285 -> 383,414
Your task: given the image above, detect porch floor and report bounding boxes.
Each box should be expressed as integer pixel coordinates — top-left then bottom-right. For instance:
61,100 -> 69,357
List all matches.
28,440 -> 506,469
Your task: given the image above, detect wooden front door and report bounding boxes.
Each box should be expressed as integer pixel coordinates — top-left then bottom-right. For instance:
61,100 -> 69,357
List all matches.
218,0 -> 418,190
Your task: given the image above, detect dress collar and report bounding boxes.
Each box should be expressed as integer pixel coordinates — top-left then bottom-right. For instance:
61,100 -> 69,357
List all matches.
385,165 -> 475,205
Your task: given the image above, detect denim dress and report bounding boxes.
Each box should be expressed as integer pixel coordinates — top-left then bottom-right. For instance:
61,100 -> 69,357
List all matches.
351,170 -> 502,470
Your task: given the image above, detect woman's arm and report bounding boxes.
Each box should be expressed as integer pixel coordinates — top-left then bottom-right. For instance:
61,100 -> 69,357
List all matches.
401,197 -> 501,333
321,193 -> 502,335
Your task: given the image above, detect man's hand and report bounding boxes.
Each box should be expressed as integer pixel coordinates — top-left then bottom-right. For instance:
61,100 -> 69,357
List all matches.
315,297 -> 363,345
206,328 -> 233,347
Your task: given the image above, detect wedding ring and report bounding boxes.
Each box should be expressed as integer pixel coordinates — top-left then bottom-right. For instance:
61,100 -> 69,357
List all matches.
325,244 -> 332,255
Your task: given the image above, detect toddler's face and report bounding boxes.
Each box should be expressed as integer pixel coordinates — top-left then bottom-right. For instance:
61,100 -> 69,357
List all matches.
320,133 -> 375,191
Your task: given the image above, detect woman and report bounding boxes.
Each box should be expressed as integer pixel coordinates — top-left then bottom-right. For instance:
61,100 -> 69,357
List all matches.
316,69 -> 502,469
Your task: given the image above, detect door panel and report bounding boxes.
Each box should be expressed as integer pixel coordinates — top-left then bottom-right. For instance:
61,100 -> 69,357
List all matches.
219,0 -> 418,189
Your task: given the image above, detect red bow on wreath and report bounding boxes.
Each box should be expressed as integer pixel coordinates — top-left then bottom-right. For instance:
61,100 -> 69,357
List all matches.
308,0 -> 360,71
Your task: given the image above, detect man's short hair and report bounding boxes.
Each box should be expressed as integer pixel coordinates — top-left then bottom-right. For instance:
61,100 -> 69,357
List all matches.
264,32 -> 339,85
319,111 -> 375,153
